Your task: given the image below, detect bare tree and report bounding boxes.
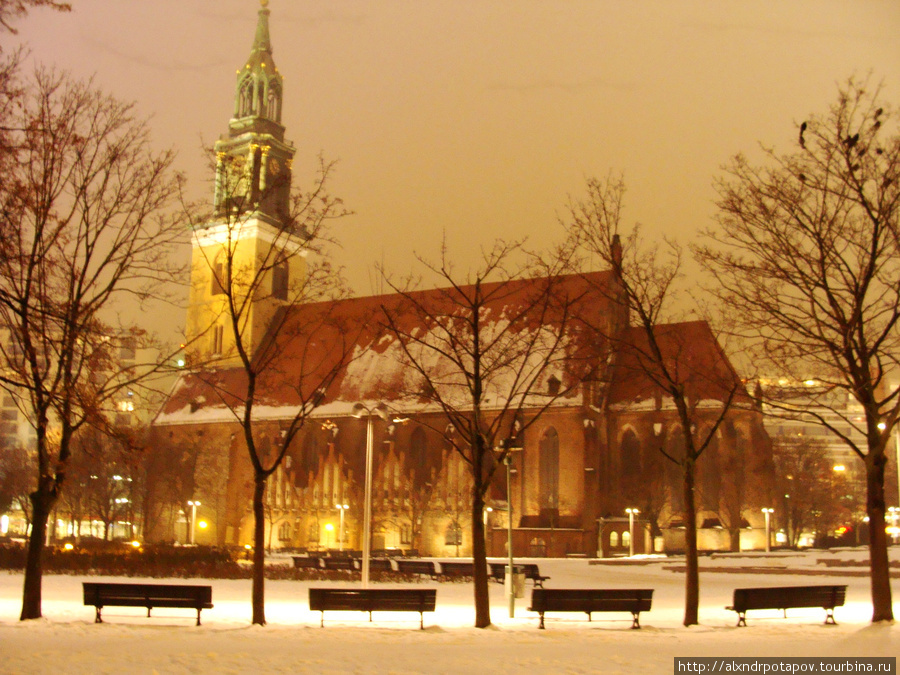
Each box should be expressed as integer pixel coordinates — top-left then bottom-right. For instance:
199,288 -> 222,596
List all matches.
185,152 -> 354,625
379,240 -> 588,628
0,68 -> 184,620
565,175 -> 745,626
0,443 -> 33,529
69,427 -> 134,541
772,436 -> 834,547
696,77 -> 899,622
0,0 -> 69,36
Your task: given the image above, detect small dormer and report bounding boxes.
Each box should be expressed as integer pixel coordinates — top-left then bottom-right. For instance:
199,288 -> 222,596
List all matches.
547,374 -> 561,396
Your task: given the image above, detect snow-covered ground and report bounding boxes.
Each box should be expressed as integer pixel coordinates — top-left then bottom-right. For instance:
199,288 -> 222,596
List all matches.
1,548 -> 898,674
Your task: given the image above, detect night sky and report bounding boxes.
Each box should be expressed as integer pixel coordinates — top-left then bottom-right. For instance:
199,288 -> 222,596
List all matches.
9,0 -> 900,304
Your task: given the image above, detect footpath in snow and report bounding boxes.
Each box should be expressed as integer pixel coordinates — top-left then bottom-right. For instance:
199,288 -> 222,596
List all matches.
1,548 -> 898,675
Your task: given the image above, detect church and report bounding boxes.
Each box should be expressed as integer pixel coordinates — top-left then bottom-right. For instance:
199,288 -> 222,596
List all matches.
147,2 -> 775,557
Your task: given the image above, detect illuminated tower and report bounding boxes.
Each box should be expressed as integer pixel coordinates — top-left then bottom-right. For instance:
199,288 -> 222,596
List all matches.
185,0 -> 306,364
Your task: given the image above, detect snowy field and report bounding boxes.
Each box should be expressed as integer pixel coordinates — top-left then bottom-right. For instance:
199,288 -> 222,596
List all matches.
1,548 -> 898,674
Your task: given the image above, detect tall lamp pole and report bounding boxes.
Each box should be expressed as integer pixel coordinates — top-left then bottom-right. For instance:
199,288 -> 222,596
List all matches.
352,402 -> 387,588
497,438 -> 522,618
336,503 -> 349,552
187,500 -> 201,545
625,508 -> 639,557
761,508 -> 774,553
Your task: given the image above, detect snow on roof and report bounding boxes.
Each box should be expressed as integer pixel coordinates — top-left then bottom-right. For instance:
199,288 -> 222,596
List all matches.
156,273 -> 747,426
606,322 -> 751,411
157,272 -> 618,425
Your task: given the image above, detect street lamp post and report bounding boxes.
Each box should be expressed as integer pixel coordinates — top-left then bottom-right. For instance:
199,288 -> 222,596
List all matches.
496,438 -> 523,618
336,503 -> 349,551
625,508 -> 640,557
187,500 -> 201,545
352,402 -> 388,589
761,507 -> 774,553
506,454 -> 516,617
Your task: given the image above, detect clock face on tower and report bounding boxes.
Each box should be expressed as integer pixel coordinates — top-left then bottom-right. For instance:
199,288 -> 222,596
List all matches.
268,157 -> 281,175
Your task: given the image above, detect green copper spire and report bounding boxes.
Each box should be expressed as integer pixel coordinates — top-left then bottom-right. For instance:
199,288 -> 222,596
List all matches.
252,0 -> 272,55
214,0 -> 295,227
233,0 -> 283,124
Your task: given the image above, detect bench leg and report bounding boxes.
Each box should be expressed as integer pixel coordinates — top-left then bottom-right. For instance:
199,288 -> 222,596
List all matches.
631,612 -> 641,629
736,612 -> 747,627
419,611 -> 424,630
320,611 -> 324,628
94,606 -> 103,624
538,612 -> 545,630
196,609 -> 202,627
825,609 -> 836,625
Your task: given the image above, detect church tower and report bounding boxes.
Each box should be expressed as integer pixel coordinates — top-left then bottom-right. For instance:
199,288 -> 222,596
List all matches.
186,0 -> 307,365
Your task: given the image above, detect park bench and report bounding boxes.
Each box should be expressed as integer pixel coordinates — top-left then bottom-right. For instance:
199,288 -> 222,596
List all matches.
395,559 -> 439,579
322,557 -> 356,571
489,562 -> 550,588
726,585 -> 847,626
438,560 -> 477,579
528,588 -> 653,629
365,558 -> 394,572
308,588 -> 437,629
83,582 -> 213,626
292,556 -> 324,569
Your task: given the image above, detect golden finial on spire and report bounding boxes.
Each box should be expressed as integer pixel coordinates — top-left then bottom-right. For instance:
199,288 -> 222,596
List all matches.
261,0 -> 269,7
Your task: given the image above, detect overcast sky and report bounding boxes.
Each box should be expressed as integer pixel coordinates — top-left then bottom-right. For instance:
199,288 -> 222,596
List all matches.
9,0 -> 900,301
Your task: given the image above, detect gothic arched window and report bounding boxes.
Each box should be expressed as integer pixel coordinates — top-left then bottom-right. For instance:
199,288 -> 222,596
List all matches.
538,427 -> 559,512
620,429 -> 641,503
238,79 -> 254,117
266,84 -> 281,121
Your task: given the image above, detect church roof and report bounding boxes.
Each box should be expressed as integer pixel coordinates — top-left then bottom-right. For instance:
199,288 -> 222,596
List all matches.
157,272 -> 748,426
606,321 -> 751,412
156,270 -> 620,425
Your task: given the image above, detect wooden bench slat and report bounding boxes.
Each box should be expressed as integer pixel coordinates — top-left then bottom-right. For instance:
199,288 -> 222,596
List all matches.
395,560 -> 439,579
309,588 -> 437,629
726,585 -> 847,626
489,563 -> 550,587
83,582 -> 212,626
528,588 -> 653,629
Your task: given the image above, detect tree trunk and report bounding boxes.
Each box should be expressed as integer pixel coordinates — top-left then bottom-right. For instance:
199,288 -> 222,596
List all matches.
728,528 -> 740,552
865,452 -> 893,622
471,486 -> 491,628
20,487 -> 55,620
251,476 -> 267,626
683,460 -> 699,627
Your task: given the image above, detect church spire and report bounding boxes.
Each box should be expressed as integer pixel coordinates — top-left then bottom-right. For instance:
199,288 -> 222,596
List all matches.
212,0 -> 295,225
233,0 -> 283,126
253,0 -> 273,53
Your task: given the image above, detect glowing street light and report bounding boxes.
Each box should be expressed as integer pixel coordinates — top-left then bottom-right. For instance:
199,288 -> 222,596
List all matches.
625,508 -> 640,557
496,437 -> 523,618
351,402 -> 388,588
336,504 -> 350,551
761,508 -> 774,553
187,500 -> 201,545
